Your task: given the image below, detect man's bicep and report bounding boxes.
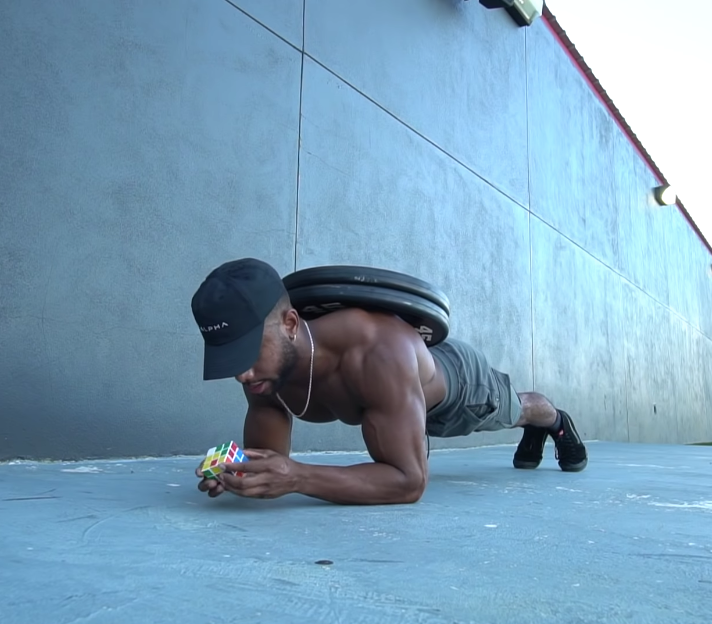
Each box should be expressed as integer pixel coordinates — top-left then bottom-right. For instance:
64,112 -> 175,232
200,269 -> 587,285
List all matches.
243,397 -> 292,456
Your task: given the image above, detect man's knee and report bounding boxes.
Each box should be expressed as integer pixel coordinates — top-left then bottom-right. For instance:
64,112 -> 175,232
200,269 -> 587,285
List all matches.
517,391 -> 554,407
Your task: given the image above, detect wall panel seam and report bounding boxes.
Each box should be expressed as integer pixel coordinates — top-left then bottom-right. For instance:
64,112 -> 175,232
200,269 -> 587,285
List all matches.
525,27 -> 535,391
293,0 -> 307,271
532,213 -> 711,342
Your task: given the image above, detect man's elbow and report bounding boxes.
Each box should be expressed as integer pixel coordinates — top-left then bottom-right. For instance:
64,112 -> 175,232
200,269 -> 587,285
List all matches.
399,471 -> 427,504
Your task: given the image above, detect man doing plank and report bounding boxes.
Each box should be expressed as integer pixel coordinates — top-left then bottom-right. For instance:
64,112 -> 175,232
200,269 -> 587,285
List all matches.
191,258 -> 587,505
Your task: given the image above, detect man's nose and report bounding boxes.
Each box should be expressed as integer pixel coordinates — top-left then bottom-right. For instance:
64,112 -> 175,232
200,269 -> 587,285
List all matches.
235,369 -> 254,384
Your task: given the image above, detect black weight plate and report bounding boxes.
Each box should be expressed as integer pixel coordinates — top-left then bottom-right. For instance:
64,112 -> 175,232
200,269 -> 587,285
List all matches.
282,265 -> 450,316
287,283 -> 449,347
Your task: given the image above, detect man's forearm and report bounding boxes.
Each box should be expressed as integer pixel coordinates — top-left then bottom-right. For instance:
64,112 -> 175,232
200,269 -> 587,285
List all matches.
292,460 -> 425,505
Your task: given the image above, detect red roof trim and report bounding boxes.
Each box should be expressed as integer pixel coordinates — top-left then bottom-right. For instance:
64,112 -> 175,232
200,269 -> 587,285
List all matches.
541,5 -> 712,256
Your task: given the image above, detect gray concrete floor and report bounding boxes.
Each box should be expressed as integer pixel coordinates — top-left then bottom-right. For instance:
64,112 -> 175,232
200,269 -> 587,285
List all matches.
1,442 -> 711,624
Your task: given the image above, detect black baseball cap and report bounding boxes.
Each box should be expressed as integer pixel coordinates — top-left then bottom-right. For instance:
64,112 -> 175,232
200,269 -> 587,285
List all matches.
191,258 -> 287,380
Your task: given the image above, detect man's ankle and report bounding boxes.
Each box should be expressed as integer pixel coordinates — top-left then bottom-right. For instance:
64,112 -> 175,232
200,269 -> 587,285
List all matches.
546,410 -> 562,434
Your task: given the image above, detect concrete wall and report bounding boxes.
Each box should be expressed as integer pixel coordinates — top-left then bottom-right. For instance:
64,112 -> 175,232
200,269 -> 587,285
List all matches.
1,0 -> 710,461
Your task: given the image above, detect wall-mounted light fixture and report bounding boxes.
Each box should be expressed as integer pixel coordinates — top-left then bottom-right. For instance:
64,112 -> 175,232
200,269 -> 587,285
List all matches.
653,184 -> 677,206
478,0 -> 544,27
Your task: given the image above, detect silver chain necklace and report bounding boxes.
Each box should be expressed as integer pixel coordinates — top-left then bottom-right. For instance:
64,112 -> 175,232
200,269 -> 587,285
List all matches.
275,321 -> 314,419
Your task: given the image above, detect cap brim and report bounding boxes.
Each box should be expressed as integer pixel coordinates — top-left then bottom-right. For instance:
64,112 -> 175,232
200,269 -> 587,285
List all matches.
202,322 -> 265,381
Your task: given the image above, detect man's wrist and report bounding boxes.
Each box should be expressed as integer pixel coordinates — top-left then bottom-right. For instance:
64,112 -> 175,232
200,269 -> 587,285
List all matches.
290,458 -> 307,495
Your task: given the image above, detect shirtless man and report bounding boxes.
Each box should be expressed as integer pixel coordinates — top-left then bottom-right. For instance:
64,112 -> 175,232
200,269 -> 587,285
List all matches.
191,258 -> 588,505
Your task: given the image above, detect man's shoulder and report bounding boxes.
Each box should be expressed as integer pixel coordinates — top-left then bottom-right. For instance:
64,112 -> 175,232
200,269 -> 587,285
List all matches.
318,308 -> 420,352
317,309 -> 423,385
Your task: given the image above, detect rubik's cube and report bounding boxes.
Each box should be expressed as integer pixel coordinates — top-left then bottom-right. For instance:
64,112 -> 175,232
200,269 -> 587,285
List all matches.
201,441 -> 247,479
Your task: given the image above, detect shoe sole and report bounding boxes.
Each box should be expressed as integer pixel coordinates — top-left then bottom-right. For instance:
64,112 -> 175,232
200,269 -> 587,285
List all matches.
559,458 -> 588,472
513,459 -> 542,469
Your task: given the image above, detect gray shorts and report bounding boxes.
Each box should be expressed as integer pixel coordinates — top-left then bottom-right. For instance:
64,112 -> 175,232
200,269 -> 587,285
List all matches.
426,339 -> 523,438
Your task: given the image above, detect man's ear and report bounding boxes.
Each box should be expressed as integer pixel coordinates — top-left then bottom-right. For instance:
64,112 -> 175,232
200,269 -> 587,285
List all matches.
284,308 -> 300,337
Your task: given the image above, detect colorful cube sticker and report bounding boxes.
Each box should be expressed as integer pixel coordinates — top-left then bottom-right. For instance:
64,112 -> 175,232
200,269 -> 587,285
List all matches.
201,441 -> 248,478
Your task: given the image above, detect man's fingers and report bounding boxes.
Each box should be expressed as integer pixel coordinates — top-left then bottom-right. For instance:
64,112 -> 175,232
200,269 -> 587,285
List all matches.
219,470 -> 268,491
208,483 -> 224,497
198,477 -> 221,492
214,469 -> 277,499
242,449 -> 271,460
198,477 -> 224,497
218,460 -> 264,474
221,481 -> 269,499
219,470 -> 256,488
236,487 -> 269,499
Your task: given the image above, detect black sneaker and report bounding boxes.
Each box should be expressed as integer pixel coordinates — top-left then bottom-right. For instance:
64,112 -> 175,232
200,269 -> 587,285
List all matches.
513,425 -> 548,469
551,410 -> 588,472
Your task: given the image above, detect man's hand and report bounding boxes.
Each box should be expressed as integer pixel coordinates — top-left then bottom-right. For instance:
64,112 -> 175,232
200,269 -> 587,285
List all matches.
196,463 -> 226,498
211,449 -> 299,500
